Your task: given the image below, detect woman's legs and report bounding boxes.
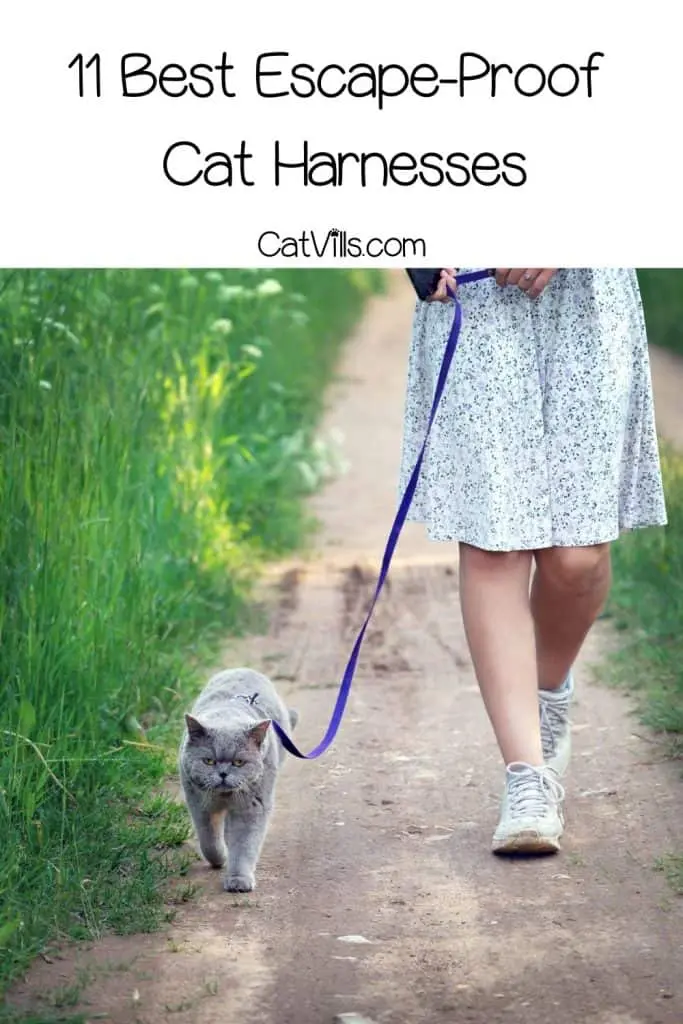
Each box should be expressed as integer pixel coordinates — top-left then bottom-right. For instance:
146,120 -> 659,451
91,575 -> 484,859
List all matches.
459,544 -> 541,765
459,541 -> 611,759
459,540 -> 612,853
531,544 -> 612,691
532,543 -> 612,776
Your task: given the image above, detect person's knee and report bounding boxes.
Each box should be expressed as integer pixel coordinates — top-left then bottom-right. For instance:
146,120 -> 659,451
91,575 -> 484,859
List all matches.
536,544 -> 611,595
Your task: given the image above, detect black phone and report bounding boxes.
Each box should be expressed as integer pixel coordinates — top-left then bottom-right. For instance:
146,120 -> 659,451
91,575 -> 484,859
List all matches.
405,268 -> 443,301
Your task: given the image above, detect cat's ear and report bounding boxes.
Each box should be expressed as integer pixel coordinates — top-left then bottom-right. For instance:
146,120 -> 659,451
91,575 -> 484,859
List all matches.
246,719 -> 271,748
185,714 -> 207,742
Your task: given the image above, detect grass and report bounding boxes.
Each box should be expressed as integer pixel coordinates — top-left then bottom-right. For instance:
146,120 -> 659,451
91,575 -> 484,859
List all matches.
0,267 -> 384,1004
655,854 -> 683,895
605,445 -> 683,892
0,1015 -> 90,1024
638,270 -> 683,357
603,273 -> 683,892
606,446 -> 683,749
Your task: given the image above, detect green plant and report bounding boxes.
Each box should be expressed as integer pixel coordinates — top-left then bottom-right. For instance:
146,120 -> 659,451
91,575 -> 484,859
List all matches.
607,444 -> 683,751
638,270 -> 683,356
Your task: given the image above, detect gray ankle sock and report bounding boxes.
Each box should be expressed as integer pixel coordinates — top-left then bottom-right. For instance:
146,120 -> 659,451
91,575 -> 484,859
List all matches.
540,673 -> 572,696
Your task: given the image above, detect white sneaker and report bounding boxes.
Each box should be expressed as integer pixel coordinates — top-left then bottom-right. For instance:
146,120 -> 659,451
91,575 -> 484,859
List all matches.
539,673 -> 574,777
492,762 -> 565,855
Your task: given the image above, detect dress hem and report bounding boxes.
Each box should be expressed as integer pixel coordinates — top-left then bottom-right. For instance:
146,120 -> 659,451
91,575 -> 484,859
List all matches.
402,514 -> 669,551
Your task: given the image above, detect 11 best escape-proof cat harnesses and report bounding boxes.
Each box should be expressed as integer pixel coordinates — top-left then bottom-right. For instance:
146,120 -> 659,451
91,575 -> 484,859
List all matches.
272,268 -> 494,760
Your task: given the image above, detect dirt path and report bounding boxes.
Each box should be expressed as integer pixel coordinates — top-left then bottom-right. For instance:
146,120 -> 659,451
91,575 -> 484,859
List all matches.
9,274 -> 683,1024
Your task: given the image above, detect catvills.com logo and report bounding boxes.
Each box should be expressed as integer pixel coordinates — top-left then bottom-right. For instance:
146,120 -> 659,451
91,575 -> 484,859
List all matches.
257,229 -> 426,259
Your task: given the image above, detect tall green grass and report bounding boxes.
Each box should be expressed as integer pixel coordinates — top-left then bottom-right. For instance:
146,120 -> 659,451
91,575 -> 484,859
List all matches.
607,443 -> 683,890
0,268 -> 383,996
608,446 -> 683,751
606,271 -> 683,753
604,268 -> 683,877
638,270 -> 683,356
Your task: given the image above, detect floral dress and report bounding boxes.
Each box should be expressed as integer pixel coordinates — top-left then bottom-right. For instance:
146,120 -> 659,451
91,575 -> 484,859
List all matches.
399,269 -> 667,551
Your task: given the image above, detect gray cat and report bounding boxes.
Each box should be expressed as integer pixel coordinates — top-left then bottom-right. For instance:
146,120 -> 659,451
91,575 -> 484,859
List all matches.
179,667 -> 298,892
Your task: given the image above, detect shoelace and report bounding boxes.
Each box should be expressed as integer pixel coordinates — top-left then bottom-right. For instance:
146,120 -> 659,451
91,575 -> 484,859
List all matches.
539,689 -> 571,760
506,762 -> 565,817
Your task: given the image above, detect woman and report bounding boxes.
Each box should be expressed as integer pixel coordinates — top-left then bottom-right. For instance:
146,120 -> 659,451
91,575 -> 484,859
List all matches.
399,268 -> 667,855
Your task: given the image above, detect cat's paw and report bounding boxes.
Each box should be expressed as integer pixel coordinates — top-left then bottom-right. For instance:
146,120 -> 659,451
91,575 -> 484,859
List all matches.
223,873 -> 256,893
200,846 -> 226,869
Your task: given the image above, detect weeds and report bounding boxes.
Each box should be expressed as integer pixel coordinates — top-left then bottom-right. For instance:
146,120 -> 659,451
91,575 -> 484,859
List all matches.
607,445 -> 683,753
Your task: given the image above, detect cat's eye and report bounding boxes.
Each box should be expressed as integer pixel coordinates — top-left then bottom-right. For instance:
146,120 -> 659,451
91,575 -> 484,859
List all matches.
232,759 -> 244,767
203,758 -> 216,766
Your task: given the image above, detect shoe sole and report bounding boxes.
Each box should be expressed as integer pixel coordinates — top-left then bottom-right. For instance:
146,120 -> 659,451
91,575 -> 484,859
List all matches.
492,831 -> 561,855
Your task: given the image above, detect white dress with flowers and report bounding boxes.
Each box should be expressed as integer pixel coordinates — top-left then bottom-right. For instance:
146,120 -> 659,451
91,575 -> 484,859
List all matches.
399,268 -> 667,551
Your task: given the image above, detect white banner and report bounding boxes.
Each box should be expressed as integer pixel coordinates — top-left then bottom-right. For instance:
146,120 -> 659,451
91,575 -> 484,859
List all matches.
1,0 -> 680,266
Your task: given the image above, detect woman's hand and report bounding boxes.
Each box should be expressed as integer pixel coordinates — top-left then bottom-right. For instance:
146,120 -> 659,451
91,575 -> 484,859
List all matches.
495,269 -> 557,299
427,268 -> 457,302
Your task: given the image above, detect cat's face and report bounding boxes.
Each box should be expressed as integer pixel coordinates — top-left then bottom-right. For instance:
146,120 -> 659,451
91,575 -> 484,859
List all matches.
182,716 -> 270,792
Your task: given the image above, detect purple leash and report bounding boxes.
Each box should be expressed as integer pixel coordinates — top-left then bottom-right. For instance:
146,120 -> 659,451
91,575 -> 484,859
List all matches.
272,268 -> 495,759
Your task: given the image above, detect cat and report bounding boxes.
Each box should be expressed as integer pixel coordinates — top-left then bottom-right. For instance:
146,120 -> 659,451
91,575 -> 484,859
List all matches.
179,667 -> 298,892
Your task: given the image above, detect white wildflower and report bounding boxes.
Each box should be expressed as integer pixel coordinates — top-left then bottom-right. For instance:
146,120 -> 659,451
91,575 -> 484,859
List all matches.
255,278 -> 283,297
210,318 -> 233,336
218,284 -> 247,301
241,344 -> 262,359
